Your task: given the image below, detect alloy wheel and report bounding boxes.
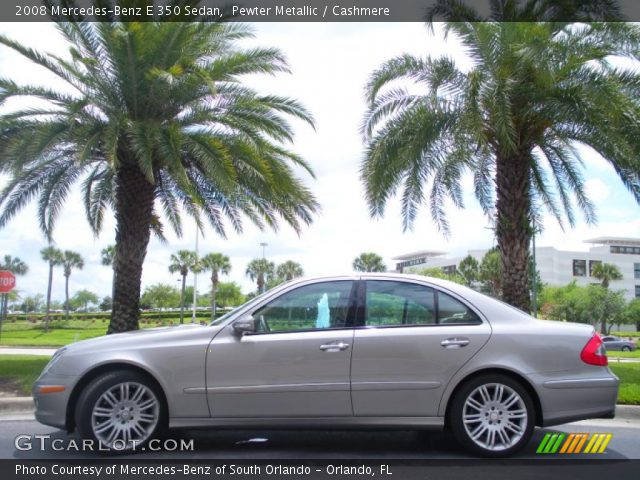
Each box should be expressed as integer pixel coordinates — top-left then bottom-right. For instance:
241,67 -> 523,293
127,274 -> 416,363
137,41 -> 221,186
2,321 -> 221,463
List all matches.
91,381 -> 159,449
462,382 -> 528,452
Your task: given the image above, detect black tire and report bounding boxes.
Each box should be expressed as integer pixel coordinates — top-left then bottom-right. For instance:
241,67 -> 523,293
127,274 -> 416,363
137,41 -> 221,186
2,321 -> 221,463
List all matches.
621,346 -> 631,352
449,374 -> 535,457
75,370 -> 167,454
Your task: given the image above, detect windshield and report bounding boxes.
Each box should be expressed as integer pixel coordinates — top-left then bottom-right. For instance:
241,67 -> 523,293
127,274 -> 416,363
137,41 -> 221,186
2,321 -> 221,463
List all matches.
208,289 -> 272,326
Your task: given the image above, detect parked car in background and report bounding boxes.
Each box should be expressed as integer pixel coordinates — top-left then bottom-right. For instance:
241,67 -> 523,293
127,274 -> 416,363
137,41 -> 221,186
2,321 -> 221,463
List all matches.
602,336 -> 637,352
33,274 -> 618,457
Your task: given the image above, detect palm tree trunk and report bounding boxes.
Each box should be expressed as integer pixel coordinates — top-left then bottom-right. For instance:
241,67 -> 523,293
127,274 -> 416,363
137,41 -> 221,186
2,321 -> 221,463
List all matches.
45,262 -> 53,333
64,274 -> 70,321
258,274 -> 264,294
179,274 -> 186,324
109,164 -> 155,334
495,152 -> 532,313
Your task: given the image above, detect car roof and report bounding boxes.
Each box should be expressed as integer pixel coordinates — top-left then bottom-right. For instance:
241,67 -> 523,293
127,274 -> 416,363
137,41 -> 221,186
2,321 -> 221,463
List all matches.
288,272 -> 468,287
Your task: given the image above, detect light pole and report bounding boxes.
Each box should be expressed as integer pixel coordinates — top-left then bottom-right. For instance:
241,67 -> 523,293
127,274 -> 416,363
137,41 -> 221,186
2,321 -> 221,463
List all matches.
531,219 -> 538,318
192,223 -> 200,323
259,242 -> 268,293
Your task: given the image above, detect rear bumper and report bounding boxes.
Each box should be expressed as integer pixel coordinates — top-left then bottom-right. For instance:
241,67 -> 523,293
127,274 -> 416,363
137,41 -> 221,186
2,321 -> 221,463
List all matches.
536,375 -> 619,427
542,406 -> 616,427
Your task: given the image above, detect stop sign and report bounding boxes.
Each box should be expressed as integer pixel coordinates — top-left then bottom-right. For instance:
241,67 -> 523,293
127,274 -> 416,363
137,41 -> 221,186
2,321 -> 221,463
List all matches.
0,271 -> 16,293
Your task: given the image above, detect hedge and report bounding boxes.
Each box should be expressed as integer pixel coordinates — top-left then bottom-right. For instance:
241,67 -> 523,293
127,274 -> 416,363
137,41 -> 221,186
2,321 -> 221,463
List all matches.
4,310 -> 223,323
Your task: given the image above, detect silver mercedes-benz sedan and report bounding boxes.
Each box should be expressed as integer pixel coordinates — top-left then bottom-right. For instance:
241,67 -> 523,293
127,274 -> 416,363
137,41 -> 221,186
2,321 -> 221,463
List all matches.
33,274 -> 618,457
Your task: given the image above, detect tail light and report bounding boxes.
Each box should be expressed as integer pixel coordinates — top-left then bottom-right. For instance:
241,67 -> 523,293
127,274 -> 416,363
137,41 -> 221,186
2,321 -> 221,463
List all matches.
580,333 -> 608,366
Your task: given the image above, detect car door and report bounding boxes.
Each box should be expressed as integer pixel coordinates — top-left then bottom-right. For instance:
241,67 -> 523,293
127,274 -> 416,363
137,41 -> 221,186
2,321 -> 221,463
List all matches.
350,279 -> 491,417
206,279 -> 357,417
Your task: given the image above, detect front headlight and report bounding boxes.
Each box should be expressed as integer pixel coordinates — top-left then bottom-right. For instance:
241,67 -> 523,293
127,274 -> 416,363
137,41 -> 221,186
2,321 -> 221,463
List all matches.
41,347 -> 67,376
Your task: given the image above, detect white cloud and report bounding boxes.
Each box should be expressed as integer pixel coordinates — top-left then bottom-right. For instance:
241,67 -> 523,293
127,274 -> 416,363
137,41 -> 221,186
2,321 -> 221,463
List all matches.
584,178 -> 610,203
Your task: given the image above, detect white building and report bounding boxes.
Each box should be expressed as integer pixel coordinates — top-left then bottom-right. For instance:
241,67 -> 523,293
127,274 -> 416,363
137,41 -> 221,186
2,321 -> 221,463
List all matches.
393,237 -> 640,301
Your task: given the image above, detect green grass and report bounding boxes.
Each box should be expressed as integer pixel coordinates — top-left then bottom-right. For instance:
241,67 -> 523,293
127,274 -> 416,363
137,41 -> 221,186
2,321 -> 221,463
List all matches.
0,328 -> 109,346
0,355 -> 50,395
609,363 -> 640,405
0,320 -> 191,346
607,349 -> 640,359
611,331 -> 640,338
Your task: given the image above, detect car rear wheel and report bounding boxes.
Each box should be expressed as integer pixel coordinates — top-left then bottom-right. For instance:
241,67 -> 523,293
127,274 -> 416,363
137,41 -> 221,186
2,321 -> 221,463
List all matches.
450,374 -> 535,457
75,370 -> 166,453
621,346 -> 631,352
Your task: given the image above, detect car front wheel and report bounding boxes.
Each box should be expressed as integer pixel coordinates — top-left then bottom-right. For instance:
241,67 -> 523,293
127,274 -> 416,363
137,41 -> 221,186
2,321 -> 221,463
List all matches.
621,346 -> 631,352
75,370 -> 166,453
450,374 -> 535,457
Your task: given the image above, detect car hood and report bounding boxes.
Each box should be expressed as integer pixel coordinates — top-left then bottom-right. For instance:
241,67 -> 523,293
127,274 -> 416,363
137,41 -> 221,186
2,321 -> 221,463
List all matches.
61,323 -> 221,355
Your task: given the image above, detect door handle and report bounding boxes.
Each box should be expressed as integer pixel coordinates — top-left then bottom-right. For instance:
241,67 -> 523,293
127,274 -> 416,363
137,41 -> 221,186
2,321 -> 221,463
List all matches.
440,337 -> 470,348
319,342 -> 350,352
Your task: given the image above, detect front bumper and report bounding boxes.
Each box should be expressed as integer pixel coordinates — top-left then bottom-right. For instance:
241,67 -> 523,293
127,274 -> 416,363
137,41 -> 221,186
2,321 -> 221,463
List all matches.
32,373 -> 79,430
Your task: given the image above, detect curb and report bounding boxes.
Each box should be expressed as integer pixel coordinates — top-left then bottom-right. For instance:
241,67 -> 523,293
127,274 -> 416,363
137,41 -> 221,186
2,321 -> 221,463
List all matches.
608,357 -> 640,363
614,404 -> 640,421
0,397 -> 33,414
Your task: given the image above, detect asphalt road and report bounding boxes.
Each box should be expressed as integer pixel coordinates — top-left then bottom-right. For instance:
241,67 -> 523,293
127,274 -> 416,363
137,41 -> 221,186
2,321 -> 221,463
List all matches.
1,417 -> 639,460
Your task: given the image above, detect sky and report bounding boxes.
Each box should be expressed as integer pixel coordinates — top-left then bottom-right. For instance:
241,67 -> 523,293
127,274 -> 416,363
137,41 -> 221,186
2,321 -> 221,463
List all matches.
0,21 -> 639,303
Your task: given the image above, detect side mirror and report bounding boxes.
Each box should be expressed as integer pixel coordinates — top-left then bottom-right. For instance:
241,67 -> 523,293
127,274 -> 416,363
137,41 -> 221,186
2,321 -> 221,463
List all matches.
233,315 -> 256,335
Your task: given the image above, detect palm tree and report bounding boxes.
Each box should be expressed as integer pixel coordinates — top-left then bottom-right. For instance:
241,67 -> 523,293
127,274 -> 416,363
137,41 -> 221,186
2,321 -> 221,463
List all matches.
100,245 -> 116,267
592,263 -> 623,290
352,253 -> 386,273
199,253 -> 231,320
246,258 -> 275,294
592,262 -> 623,334
0,255 -> 28,276
362,2 -> 639,312
168,250 -> 199,324
0,8 -> 318,334
0,255 -> 28,322
40,246 -> 63,330
61,250 -> 84,320
276,260 -> 304,281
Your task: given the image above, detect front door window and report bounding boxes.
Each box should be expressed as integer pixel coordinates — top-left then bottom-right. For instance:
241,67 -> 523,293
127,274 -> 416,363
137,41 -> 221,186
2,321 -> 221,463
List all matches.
252,281 -> 354,333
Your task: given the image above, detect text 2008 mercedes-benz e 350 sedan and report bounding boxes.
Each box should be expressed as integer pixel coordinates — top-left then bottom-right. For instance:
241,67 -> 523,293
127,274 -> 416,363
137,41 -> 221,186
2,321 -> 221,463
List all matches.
33,274 -> 618,456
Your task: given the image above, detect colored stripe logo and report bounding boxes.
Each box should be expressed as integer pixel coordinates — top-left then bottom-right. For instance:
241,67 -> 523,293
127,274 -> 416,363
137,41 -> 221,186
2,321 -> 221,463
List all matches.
536,433 -> 612,454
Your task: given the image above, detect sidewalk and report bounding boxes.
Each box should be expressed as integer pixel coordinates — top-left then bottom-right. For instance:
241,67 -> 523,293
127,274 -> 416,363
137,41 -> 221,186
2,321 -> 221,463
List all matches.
0,347 -> 57,356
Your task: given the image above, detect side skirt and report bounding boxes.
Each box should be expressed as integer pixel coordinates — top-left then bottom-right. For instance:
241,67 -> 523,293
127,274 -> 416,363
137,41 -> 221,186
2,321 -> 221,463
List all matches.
169,416 -> 445,430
